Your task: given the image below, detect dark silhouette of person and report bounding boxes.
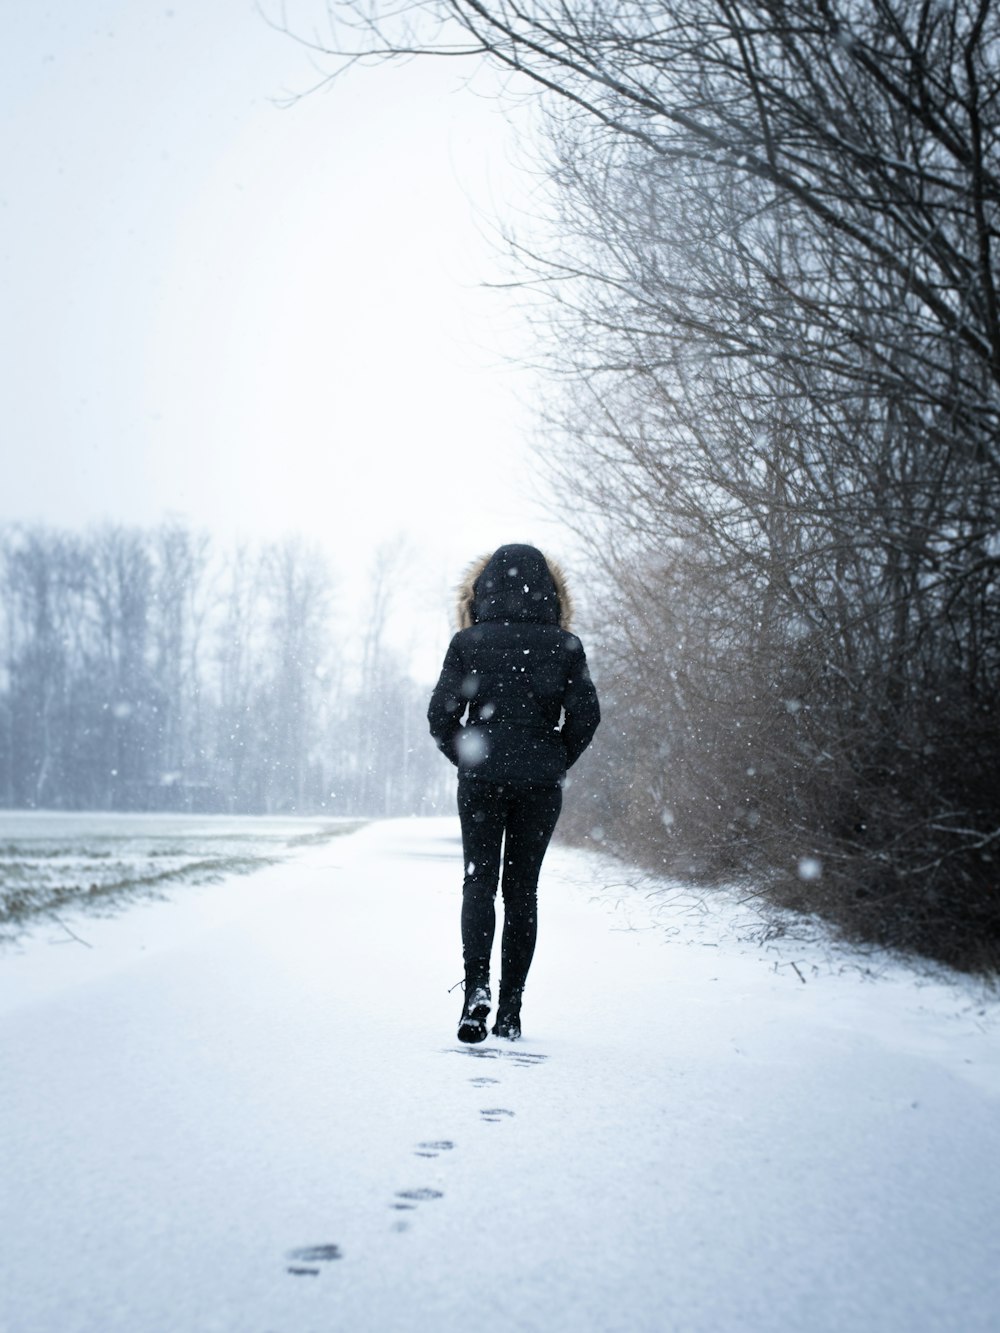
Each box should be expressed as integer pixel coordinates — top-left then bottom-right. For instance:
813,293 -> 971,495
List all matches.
428,544 -> 600,1041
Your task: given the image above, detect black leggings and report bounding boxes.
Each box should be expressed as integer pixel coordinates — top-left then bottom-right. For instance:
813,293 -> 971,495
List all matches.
458,775 -> 563,991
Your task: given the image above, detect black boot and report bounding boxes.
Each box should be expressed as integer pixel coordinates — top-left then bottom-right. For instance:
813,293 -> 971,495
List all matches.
491,985 -> 522,1040
457,961 -> 491,1044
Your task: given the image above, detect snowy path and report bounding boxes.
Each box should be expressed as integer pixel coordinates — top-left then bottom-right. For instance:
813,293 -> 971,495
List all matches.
1,818 -> 998,1333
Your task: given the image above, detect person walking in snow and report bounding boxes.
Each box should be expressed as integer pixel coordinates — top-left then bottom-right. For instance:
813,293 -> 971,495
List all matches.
428,544 -> 600,1043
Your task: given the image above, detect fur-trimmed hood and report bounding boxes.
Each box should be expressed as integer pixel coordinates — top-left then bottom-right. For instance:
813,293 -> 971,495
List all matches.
455,544 -> 574,631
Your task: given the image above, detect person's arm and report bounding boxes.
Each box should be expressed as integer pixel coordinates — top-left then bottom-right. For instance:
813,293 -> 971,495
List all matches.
427,634 -> 467,765
561,638 -> 601,767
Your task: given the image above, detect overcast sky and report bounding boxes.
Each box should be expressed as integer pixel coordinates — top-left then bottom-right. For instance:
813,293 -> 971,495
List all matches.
1,2 -> 571,678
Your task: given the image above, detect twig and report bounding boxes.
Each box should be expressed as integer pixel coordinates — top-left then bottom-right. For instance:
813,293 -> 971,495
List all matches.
790,961 -> 807,984
50,913 -> 92,949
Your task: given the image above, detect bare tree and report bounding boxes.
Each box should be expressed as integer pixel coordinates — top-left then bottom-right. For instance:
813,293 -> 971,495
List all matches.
151,523 -> 213,798
257,536 -> 336,812
0,528 -> 83,805
282,0 -> 1000,968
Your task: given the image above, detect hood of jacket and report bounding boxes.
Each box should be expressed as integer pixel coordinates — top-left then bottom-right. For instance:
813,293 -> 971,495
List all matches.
455,544 -> 574,630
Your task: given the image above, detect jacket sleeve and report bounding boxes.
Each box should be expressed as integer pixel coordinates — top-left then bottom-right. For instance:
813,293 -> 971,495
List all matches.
561,639 -> 601,768
427,634 -> 467,765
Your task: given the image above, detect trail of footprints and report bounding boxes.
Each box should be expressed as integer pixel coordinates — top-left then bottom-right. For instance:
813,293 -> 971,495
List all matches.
286,1046 -> 548,1269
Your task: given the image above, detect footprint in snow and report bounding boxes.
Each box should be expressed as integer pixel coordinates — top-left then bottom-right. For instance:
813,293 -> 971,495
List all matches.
391,1186 -> 444,1232
286,1243 -> 342,1276
480,1107 -> 515,1123
414,1140 -> 454,1158
447,1043 -> 547,1066
469,1076 -> 500,1087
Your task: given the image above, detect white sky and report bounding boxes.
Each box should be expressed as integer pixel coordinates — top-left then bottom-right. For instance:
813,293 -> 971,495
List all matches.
0,1 -> 572,679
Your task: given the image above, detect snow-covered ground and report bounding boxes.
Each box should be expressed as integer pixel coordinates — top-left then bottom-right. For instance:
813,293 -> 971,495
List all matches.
0,810 -> 360,926
1,817 -> 998,1333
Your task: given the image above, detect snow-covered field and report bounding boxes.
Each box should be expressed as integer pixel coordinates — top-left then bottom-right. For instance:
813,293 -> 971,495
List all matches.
1,817 -> 998,1333
0,810 -> 360,928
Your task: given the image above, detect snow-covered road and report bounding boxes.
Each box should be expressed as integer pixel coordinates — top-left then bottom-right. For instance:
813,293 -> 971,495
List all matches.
1,818 -> 998,1333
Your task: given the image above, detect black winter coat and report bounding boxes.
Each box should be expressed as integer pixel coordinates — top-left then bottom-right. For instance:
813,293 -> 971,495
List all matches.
427,545 -> 600,786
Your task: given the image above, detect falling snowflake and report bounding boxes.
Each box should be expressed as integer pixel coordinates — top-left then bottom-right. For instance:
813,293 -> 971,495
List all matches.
457,729 -> 489,766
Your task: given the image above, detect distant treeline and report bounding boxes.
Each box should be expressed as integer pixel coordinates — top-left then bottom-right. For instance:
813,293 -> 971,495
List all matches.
0,523 -> 450,818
